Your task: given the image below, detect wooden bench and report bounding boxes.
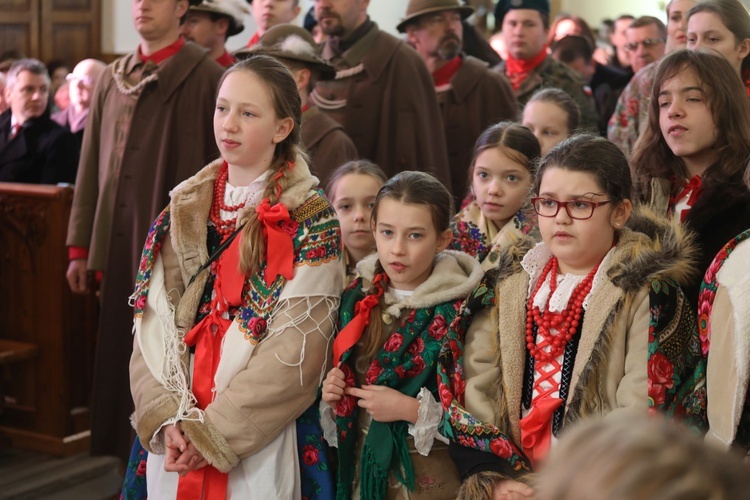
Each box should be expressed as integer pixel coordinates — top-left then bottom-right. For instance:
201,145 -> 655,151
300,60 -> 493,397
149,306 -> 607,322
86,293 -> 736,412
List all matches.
0,183 -> 98,456
0,339 -> 38,365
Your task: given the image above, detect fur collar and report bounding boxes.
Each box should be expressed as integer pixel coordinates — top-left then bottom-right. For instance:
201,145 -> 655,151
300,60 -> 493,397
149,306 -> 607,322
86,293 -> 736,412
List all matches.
168,154 -> 318,275
356,250 -> 483,318
612,206 -> 698,292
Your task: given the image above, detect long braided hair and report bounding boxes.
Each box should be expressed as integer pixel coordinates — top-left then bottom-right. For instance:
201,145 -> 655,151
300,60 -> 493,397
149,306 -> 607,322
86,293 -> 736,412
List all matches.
219,55 -> 307,275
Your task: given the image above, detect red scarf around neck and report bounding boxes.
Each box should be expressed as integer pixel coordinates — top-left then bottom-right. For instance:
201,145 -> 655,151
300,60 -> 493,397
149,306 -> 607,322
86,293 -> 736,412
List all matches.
505,47 -> 548,91
432,56 -> 463,87
138,37 -> 185,64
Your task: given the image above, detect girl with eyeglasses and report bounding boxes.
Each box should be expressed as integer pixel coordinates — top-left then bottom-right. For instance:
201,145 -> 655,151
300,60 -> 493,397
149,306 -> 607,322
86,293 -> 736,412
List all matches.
631,49 -> 750,307
437,135 -> 706,500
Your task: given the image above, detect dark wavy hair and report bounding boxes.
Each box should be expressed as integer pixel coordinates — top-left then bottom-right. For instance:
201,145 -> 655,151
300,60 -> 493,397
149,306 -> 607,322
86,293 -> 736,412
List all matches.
631,49 -> 750,200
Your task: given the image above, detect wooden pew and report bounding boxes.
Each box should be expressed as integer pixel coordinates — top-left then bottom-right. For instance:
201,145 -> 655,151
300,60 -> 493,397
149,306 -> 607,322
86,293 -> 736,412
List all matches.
0,183 -> 98,456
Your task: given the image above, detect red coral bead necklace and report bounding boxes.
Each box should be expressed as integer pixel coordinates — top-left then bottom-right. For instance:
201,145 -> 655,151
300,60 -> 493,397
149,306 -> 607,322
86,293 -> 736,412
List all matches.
209,161 -> 247,239
525,257 -> 600,364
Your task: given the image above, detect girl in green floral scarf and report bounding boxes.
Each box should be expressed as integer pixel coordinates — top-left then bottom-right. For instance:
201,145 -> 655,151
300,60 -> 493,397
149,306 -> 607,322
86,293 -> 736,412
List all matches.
320,171 -> 483,499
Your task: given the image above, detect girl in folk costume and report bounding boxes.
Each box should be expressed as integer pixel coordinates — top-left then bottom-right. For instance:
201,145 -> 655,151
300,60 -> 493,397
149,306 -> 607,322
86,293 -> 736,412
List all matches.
326,160 -> 388,288
631,49 -> 750,307
700,170 -> 750,461
521,88 -> 580,156
438,136 -> 706,499
450,122 -> 540,271
127,55 -> 342,499
321,171 -> 483,499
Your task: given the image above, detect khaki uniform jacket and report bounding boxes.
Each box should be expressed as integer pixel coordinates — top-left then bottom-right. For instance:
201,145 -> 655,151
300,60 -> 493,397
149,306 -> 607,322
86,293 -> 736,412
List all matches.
439,55 -> 518,201
315,23 -> 452,190
497,56 -> 598,133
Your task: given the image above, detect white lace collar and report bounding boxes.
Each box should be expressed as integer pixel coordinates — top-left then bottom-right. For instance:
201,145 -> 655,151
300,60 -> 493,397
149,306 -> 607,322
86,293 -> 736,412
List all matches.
220,170 -> 270,221
521,242 -> 615,312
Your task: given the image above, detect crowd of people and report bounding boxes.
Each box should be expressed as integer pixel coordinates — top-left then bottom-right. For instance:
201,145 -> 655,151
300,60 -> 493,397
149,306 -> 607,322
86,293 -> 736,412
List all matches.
2,0 -> 750,498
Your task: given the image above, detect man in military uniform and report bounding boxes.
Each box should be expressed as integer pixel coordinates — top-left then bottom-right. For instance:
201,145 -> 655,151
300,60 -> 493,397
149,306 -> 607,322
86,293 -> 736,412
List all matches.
312,0 -> 451,189
399,0 -> 518,202
495,0 -> 598,131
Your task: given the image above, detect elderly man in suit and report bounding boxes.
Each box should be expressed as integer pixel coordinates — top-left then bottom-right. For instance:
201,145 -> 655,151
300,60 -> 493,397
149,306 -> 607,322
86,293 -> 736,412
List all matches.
0,58 -> 77,184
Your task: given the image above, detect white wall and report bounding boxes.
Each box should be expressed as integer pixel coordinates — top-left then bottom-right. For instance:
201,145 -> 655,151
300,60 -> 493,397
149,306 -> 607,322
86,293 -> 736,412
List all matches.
103,0 -> 412,54
102,1 -> 698,54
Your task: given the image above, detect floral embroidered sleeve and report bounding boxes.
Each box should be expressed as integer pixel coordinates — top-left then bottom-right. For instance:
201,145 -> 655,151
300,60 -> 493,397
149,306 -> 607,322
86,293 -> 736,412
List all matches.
437,273 -> 532,481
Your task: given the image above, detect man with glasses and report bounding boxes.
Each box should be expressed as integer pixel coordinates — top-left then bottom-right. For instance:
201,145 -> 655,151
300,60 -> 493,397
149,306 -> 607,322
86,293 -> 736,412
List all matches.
624,16 -> 666,73
52,59 -> 106,151
0,58 -> 78,184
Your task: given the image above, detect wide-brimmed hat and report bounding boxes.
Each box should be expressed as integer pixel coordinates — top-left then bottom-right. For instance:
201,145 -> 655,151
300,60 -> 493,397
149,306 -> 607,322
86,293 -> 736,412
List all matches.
189,0 -> 250,37
396,0 -> 474,33
235,24 -> 336,80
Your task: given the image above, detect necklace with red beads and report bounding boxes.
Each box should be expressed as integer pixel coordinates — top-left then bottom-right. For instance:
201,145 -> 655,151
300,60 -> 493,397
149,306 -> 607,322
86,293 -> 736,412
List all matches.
525,257 -> 600,364
209,161 -> 247,239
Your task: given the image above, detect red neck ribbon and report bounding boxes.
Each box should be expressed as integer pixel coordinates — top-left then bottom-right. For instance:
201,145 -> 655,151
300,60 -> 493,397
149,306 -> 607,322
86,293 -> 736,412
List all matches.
256,198 -> 295,285
332,273 -> 387,366
432,56 -> 463,87
505,47 -> 548,91
670,175 -> 703,222
178,232 -> 245,500
138,37 -> 185,64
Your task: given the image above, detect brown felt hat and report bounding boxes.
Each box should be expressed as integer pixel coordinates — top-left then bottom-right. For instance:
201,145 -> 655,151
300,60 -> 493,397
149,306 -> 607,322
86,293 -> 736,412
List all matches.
396,0 -> 474,33
235,24 -> 336,80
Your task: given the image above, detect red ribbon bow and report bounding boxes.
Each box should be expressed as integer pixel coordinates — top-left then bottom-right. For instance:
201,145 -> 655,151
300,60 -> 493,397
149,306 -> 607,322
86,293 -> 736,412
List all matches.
332,274 -> 386,366
519,396 -> 563,468
255,198 -> 295,285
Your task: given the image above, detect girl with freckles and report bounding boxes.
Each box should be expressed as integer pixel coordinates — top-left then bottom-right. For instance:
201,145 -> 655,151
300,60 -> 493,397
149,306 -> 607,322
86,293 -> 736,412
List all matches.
631,49 -> 750,306
321,171 -> 483,500
439,135 -> 706,500
126,55 -> 342,498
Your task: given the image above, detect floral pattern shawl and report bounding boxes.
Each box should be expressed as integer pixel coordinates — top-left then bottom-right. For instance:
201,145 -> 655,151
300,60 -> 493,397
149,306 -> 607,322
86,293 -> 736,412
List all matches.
450,200 -> 538,270
334,278 -> 462,500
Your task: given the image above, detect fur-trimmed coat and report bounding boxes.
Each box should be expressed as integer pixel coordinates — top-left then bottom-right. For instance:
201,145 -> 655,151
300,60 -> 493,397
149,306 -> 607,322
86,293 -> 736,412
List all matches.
328,250 -> 483,499
703,230 -> 750,456
441,209 -> 706,495
129,156 -> 343,497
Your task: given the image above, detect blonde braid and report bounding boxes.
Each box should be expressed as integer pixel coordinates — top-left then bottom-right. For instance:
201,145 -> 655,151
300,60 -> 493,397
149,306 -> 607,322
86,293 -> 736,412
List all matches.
239,157 -> 292,275
362,260 -> 389,360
